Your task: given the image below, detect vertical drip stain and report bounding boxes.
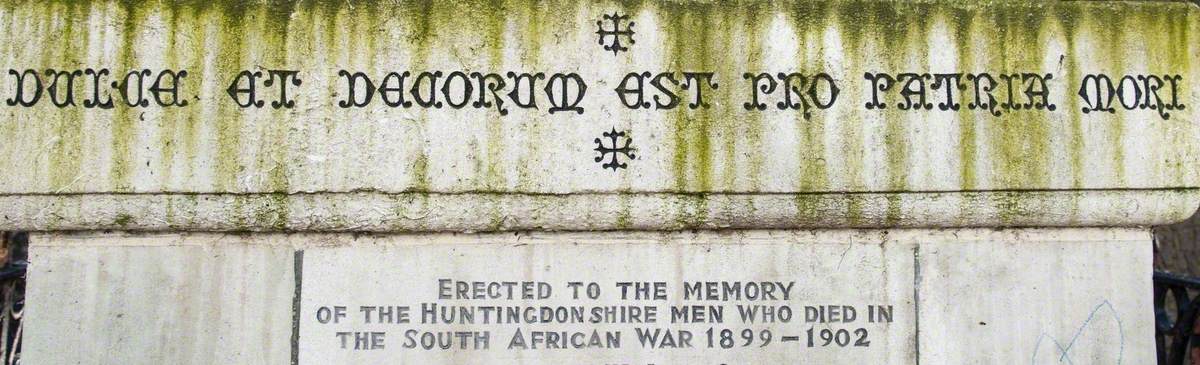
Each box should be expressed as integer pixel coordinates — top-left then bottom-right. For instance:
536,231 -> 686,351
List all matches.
834,2 -> 866,193
875,2 -> 907,193
1160,9 -> 1186,185
212,2 -> 248,192
663,4 -> 692,192
158,3 -> 180,191
1056,5 -> 1083,189
658,2 -> 716,225
110,0 -> 140,192
713,6 -> 736,191
1103,7 -> 1126,187
482,0 -> 507,191
1172,10 -> 1194,184
48,1 -> 86,191
514,0 -> 549,191
261,1 -> 298,228
789,2 -> 830,193
953,7 -> 976,191
743,3 -> 768,191
407,0 -> 435,192
180,3 -> 205,191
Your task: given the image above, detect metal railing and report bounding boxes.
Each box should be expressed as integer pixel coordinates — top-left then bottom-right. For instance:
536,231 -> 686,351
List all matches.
0,232 -> 25,365
1156,271 -> 1200,365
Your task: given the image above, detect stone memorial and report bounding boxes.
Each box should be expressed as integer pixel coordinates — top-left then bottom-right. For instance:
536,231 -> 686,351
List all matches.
0,0 -> 1197,363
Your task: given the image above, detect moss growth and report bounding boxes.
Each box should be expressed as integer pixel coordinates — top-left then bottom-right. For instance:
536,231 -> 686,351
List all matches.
230,194 -> 248,230
615,193 -> 633,229
667,194 -> 708,229
884,193 -> 901,225
991,192 -> 1023,225
114,213 -> 134,227
795,194 -> 821,223
845,193 -> 864,226
253,193 -> 289,230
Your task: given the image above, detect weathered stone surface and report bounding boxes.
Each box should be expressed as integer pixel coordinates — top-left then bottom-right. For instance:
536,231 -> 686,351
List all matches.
0,0 -> 1196,230
23,229 -> 1152,364
0,190 -> 1191,232
23,233 -> 297,365
916,234 -> 1152,364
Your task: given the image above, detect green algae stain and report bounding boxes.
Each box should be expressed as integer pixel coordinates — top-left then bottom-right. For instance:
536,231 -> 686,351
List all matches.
833,2 -> 870,192
251,1 -> 298,226
410,154 -> 429,191
846,1 -> 911,193
795,194 -> 821,224
991,192 -> 1022,226
263,1 -> 298,195
46,1 -> 86,191
513,0 -> 546,190
211,2 -> 249,192
110,1 -> 142,192
845,193 -> 864,226
1054,4 -> 1084,190
157,3 -> 181,189
993,4 -> 1051,189
884,193 -> 901,225
177,3 -> 207,189
659,2 -> 725,193
253,193 -> 289,230
781,2 -> 830,193
479,0 -> 508,190
952,7 -> 977,190
401,0 -> 438,192
1163,9 -> 1194,185
741,3 -> 770,191
487,195 -> 505,231
1099,6 -> 1128,187
114,213 -> 134,227
672,194 -> 709,229
615,193 -> 633,229
230,194 -> 248,230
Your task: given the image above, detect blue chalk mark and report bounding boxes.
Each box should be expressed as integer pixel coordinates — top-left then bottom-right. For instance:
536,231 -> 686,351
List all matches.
1030,300 -> 1124,365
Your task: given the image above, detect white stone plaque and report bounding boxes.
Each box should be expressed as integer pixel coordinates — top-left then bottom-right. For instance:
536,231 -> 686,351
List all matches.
299,238 -> 916,364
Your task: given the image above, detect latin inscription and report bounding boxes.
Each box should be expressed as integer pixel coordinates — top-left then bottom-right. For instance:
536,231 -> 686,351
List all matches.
3,68 -> 1185,120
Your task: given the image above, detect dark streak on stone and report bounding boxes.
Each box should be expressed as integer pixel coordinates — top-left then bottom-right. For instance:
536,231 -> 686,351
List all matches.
913,244 -> 922,365
290,249 -> 304,365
